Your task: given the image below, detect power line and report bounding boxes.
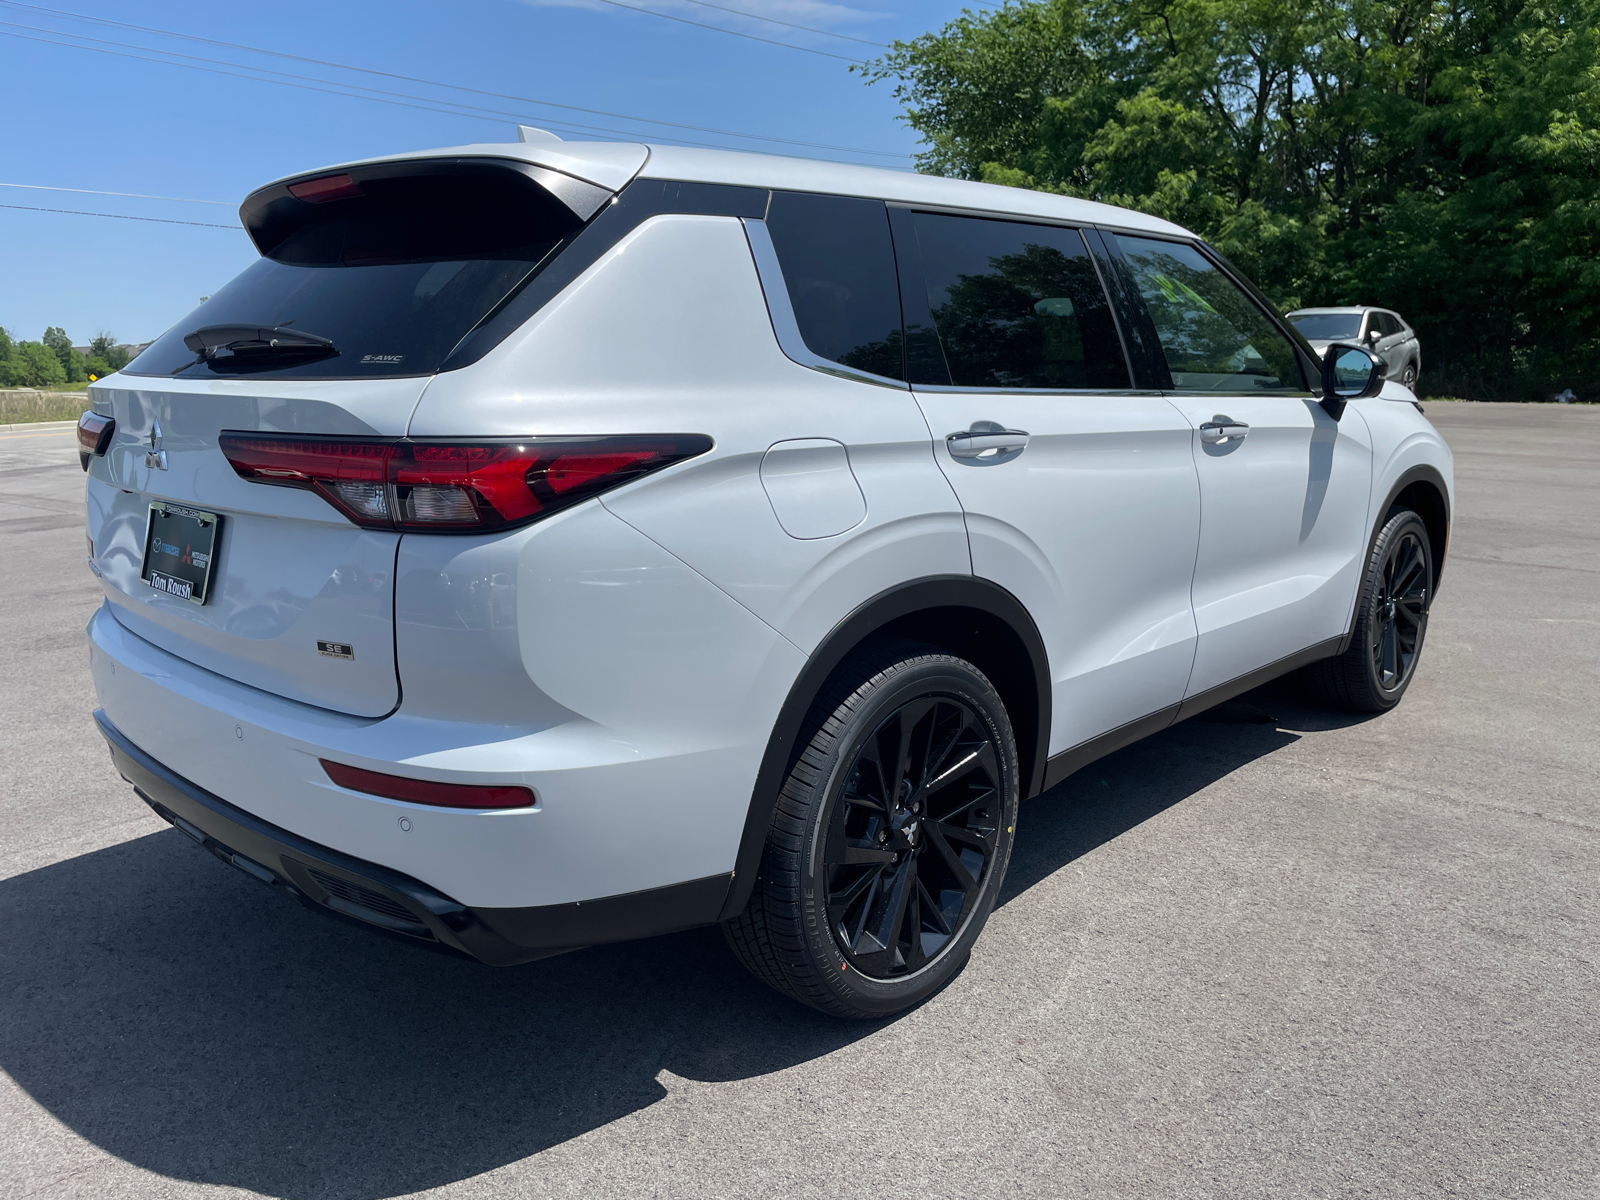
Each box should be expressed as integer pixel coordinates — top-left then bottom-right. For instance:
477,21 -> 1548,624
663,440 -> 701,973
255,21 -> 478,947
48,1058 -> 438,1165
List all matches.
0,22 -> 742,150
0,203 -> 237,228
650,0 -> 885,46
0,0 -> 903,158
589,0 -> 867,61
0,181 -> 232,205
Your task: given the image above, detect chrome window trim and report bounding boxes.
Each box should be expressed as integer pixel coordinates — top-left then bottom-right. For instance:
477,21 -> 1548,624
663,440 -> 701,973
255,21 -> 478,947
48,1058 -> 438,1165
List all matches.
740,217 -> 910,391
911,384 -> 1167,397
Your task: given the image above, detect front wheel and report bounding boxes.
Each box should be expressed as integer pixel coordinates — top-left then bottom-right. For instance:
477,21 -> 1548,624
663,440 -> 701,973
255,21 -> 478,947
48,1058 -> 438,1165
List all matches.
723,643 -> 1019,1018
1303,507 -> 1434,711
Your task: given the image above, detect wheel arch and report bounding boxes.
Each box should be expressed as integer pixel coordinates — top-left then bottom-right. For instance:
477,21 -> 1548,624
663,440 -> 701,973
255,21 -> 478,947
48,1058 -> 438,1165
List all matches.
1387,466 -> 1451,591
1342,463 -> 1451,650
718,575 -> 1050,921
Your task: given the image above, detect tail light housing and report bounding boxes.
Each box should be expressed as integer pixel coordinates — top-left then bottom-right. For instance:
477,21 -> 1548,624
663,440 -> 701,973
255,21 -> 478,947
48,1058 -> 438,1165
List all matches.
321,759 -> 535,809
218,433 -> 712,532
77,410 -> 115,470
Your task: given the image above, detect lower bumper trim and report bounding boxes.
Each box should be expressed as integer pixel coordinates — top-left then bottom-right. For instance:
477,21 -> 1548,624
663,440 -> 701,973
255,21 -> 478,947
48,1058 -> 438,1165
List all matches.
94,709 -> 731,965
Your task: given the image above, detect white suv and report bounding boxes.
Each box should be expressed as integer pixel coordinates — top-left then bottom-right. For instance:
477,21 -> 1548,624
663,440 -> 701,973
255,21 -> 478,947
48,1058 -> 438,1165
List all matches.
79,136 -> 1452,1018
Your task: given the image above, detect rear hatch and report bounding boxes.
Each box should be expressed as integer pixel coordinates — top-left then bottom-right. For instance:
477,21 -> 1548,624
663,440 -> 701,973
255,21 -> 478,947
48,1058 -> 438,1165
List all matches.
88,156 -> 606,717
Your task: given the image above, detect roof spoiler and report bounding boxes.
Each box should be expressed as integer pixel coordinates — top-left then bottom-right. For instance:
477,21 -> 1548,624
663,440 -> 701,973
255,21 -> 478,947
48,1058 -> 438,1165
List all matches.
238,157 -> 612,257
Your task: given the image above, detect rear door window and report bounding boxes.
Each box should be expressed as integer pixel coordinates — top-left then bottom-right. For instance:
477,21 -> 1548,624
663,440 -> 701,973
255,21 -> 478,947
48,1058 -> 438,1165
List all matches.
764,191 -> 905,380
906,212 -> 1129,390
1112,235 -> 1307,393
126,169 -> 587,381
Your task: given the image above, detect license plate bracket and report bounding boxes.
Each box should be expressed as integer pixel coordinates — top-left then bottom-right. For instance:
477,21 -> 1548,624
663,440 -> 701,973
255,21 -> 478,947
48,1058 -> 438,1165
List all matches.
140,501 -> 222,605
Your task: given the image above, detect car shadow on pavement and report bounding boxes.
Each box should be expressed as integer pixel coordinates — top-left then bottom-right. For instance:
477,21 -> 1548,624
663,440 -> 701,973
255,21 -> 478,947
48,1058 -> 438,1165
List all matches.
0,686 -> 1325,1199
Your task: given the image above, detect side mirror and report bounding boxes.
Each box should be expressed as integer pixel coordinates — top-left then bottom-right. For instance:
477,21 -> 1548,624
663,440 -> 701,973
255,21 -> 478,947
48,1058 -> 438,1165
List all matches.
1367,328 -> 1381,342
1321,343 -> 1386,402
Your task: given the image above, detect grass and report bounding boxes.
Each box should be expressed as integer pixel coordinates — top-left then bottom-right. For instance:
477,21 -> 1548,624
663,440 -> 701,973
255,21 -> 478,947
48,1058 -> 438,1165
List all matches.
0,393 -> 90,423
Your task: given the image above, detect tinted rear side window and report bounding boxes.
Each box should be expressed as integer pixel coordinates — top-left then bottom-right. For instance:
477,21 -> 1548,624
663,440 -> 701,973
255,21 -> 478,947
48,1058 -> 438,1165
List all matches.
126,171 -> 584,380
1113,235 -> 1306,393
907,212 -> 1128,390
764,191 -> 905,381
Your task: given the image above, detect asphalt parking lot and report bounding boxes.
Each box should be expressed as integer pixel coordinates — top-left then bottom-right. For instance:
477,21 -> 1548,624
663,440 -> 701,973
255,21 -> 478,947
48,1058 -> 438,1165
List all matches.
1,402 -> 1596,1200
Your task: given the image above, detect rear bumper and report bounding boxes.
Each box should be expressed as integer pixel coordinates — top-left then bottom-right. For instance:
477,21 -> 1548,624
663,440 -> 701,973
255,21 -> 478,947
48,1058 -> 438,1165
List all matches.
96,710 -> 729,965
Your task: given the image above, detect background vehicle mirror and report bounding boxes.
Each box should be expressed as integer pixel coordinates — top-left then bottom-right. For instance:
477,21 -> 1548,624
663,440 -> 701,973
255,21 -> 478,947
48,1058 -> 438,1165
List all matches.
1367,328 -> 1382,342
1321,343 -> 1386,400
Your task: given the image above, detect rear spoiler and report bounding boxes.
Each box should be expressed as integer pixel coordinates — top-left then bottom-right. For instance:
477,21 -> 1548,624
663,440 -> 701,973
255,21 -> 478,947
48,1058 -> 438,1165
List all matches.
238,157 -> 613,257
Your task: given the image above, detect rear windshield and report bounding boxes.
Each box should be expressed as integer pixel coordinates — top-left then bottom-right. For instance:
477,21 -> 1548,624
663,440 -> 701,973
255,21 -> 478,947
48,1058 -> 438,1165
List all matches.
1290,313 -> 1362,340
125,171 -> 584,380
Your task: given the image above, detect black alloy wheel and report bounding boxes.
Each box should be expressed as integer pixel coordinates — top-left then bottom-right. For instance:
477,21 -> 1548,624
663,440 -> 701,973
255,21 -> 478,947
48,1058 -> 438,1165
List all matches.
1302,507 -> 1434,712
824,695 -> 1003,979
723,643 -> 1018,1018
1370,526 -> 1430,691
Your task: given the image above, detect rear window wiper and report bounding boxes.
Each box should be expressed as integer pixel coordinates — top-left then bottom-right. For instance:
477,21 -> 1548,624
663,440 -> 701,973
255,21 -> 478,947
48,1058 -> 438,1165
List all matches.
181,324 -> 338,368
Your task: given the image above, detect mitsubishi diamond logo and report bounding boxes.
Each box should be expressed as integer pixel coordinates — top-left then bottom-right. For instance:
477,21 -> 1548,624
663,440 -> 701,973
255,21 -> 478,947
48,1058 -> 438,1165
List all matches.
145,419 -> 168,470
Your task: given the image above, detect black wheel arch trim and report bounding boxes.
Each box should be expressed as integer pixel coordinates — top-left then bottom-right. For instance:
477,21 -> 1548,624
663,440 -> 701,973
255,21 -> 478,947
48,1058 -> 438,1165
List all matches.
719,575 -> 1050,921
1342,464 -> 1451,651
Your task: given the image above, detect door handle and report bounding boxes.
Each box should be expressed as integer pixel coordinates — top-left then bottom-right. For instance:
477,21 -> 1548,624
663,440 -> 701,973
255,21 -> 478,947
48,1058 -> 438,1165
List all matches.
947,424 -> 1030,459
1199,416 -> 1250,445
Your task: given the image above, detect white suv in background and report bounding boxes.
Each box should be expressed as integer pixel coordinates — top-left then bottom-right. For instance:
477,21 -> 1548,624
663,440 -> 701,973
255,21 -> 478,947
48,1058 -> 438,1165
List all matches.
79,135 -> 1452,1018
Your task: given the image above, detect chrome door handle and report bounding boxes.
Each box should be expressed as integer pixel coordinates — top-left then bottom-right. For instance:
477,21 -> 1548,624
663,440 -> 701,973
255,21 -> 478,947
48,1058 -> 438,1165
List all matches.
1199,416 -> 1250,445
947,426 -> 1030,459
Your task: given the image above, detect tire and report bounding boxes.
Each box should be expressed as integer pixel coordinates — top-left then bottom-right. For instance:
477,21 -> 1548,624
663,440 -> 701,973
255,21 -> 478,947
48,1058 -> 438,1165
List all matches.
1401,360 -> 1419,389
723,641 -> 1020,1018
1303,507 -> 1434,712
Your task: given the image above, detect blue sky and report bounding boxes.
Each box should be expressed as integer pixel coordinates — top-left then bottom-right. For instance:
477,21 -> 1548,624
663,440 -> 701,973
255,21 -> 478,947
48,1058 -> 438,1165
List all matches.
0,0 -> 971,348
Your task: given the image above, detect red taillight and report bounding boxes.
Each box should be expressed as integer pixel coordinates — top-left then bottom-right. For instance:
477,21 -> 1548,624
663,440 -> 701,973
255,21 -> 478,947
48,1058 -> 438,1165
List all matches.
321,759 -> 535,809
218,432 -> 711,532
288,173 -> 363,203
77,410 -> 114,469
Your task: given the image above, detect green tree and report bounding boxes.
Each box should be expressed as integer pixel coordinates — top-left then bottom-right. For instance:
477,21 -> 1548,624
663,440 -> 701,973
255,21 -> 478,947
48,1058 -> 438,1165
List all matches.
860,0 -> 1600,399
41,326 -> 87,383
3,341 -> 69,388
89,332 -> 131,372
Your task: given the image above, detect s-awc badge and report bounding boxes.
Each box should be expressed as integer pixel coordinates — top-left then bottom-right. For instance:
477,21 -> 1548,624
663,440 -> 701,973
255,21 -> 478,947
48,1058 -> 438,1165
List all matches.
317,641 -> 355,660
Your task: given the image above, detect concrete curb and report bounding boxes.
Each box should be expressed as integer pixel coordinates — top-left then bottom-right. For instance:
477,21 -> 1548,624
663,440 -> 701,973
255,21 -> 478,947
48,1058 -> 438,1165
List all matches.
0,420 -> 79,433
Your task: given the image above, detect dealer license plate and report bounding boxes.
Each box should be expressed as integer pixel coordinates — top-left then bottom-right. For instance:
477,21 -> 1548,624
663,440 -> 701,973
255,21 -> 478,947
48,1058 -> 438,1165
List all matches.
140,501 -> 222,605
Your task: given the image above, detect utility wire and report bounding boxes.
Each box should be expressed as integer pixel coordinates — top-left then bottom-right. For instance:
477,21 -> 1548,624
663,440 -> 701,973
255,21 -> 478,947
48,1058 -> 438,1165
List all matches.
646,0 -> 885,46
584,0 -> 866,63
0,21 -> 743,150
0,0 -> 902,157
0,203 -> 237,228
0,180 -> 232,205
0,26 -> 795,156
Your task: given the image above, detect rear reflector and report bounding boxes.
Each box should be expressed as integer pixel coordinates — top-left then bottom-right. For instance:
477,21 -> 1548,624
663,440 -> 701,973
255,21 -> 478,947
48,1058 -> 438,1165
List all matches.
218,433 -> 711,532
288,173 -> 363,203
321,759 -> 536,809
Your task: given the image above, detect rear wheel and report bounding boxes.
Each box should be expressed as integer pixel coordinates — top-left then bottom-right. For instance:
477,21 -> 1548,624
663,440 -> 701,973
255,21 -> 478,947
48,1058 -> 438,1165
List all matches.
723,643 -> 1019,1018
1303,507 -> 1433,712
1401,360 -> 1419,388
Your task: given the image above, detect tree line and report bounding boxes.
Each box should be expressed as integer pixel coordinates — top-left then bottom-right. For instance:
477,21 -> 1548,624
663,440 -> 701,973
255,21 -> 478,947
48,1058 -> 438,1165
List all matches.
0,327 -> 133,388
861,0 -> 1600,400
